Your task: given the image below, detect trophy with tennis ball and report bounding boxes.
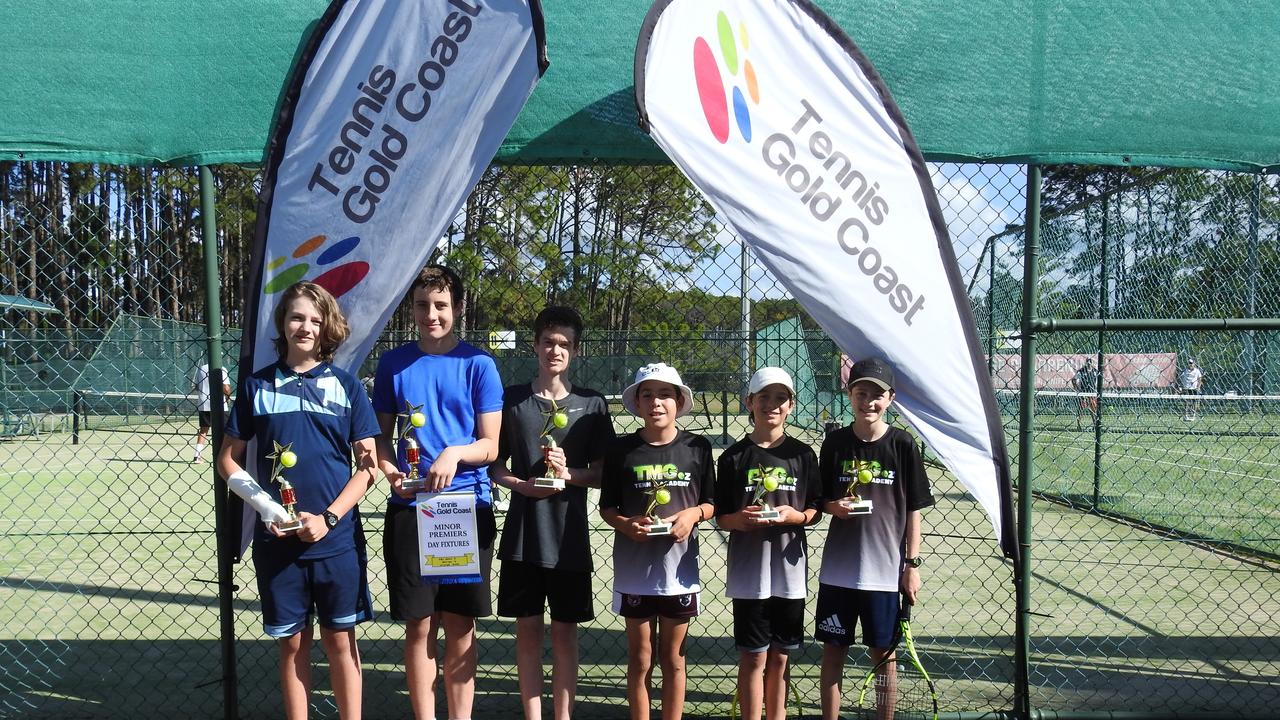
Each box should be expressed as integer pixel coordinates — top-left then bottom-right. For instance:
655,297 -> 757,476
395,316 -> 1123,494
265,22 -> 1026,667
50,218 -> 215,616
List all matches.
398,401 -> 429,492
839,460 -> 875,515
266,440 -> 304,534
534,399 -> 570,490
643,481 -> 673,536
750,465 -> 781,521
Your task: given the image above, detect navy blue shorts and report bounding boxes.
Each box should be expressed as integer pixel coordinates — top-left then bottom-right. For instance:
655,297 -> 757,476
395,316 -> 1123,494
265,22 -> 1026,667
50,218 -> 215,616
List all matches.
253,546 -> 373,638
814,584 -> 897,648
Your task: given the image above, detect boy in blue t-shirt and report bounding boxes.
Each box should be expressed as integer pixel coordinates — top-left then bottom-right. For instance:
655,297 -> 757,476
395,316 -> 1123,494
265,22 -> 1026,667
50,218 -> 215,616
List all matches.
373,265 -> 503,720
219,281 -> 380,720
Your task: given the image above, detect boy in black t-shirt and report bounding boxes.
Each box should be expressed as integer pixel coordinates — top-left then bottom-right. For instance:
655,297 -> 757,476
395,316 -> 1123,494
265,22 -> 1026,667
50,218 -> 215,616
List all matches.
601,362 -> 715,720
716,367 -> 820,720
815,358 -> 934,720
490,306 -> 614,720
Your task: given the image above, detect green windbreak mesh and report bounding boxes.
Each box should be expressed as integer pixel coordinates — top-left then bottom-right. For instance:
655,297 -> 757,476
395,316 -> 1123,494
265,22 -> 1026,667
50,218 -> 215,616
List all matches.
1,1 -> 1277,168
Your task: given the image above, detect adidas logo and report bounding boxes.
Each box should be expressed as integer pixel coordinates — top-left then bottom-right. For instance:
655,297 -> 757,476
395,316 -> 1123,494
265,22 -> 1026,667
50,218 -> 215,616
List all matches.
818,614 -> 846,636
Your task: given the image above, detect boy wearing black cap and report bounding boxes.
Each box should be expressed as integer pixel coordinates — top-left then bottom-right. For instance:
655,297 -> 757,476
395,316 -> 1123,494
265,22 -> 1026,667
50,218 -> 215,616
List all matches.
815,357 -> 934,720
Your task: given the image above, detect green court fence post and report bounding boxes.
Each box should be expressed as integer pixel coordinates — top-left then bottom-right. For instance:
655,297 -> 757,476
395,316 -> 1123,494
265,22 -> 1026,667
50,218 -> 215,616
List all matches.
1092,187 -> 1109,510
1245,174 -> 1260,409
200,165 -> 238,720
1014,164 -> 1042,720
988,236 -> 996,377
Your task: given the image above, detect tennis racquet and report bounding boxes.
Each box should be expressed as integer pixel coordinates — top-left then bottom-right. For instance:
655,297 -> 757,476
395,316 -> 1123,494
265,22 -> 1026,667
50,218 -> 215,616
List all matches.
855,599 -> 939,720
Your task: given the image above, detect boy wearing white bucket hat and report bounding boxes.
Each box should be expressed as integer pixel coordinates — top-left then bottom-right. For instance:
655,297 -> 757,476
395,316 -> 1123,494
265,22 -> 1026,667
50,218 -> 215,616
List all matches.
600,362 -> 716,720
715,367 -> 820,720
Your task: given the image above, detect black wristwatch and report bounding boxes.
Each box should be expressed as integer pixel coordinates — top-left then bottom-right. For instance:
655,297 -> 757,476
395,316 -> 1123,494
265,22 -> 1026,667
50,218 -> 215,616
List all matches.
322,510 -> 340,529
904,556 -> 923,568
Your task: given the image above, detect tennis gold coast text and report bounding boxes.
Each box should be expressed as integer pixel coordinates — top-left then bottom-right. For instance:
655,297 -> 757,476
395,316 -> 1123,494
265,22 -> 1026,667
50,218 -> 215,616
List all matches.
307,0 -> 481,223
761,99 -> 926,325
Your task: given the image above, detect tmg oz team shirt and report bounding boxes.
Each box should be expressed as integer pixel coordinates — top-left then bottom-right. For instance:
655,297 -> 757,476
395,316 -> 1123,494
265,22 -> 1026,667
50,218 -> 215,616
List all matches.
600,430 -> 715,596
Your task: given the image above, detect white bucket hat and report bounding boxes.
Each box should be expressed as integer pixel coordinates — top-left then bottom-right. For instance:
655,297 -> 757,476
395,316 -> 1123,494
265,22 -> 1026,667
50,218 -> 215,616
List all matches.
621,362 -> 694,418
744,366 -> 796,403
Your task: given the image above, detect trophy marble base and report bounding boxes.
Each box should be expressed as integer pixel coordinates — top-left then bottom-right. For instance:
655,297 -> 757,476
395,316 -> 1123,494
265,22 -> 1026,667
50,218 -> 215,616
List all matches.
534,477 -> 565,490
839,498 -> 874,516
402,476 -> 429,492
275,517 -> 305,534
753,507 -> 780,521
645,521 -> 672,536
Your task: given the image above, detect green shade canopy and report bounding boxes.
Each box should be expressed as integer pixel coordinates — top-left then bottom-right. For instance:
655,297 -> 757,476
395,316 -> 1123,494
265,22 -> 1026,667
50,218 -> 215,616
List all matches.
2,1 -> 1277,170
0,295 -> 59,315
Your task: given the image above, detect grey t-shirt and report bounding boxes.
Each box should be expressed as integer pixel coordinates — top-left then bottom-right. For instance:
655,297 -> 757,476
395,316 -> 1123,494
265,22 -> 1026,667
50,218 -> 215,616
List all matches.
600,430 -> 716,596
496,384 -> 614,572
715,435 -> 820,600
818,425 -> 933,592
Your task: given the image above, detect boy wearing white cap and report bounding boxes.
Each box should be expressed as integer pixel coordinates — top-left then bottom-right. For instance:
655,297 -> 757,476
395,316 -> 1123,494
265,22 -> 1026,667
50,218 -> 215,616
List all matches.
715,367 -> 820,720
600,362 -> 716,720
815,357 -> 934,720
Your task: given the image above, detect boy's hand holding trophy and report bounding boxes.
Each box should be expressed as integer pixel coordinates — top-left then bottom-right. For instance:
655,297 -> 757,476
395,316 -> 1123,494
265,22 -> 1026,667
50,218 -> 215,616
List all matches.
643,481 -> 673,536
398,401 -> 428,492
750,464 -> 781,521
534,399 -> 569,490
266,440 -> 305,534
839,459 -> 874,515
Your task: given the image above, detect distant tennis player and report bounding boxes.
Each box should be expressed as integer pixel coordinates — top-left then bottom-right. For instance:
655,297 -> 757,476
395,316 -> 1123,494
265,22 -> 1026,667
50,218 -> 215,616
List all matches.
1179,358 -> 1205,421
1071,359 -> 1100,430
192,362 -> 230,463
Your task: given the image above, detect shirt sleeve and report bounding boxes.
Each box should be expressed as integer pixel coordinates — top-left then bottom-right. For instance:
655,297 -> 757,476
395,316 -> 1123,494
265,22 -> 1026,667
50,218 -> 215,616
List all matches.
371,352 -> 396,415
348,375 -> 381,442
697,437 -> 716,505
471,354 -> 504,415
224,376 -> 253,441
599,441 -> 622,511
901,434 -> 935,511
587,396 -> 616,462
801,444 -> 822,511
818,432 -> 839,502
714,446 -> 738,517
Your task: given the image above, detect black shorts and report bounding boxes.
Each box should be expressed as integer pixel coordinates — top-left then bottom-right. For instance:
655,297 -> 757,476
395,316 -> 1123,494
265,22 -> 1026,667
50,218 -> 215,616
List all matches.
497,560 -> 594,623
814,584 -> 897,648
197,411 -> 212,430
614,591 -> 699,620
733,597 -> 805,652
383,502 -> 496,621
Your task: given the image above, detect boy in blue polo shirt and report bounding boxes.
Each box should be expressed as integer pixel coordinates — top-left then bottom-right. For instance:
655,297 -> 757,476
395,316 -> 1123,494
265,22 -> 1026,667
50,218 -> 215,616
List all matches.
219,281 -> 380,720
373,265 -> 503,720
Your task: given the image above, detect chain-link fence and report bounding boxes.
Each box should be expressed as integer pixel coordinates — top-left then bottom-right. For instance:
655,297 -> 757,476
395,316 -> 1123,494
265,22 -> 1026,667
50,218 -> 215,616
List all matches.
0,161 -> 1276,718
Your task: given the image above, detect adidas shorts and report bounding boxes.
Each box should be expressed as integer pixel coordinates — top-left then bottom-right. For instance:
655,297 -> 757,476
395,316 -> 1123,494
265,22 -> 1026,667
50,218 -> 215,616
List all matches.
814,583 -> 897,648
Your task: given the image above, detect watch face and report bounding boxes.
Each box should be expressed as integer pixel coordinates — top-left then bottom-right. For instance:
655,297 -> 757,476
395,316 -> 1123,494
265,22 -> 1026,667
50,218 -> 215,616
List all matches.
324,511 -> 339,528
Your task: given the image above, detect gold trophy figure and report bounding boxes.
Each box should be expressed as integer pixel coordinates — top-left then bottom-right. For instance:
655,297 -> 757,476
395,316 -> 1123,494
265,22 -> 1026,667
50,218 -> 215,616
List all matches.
534,399 -> 569,490
839,459 -> 874,515
398,401 -> 429,492
266,440 -> 305,534
750,465 -> 781,521
643,478 -> 673,536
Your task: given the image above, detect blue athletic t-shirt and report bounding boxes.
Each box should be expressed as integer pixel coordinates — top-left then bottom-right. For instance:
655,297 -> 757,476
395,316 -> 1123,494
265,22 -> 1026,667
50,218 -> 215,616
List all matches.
372,340 -> 504,508
225,361 -> 380,560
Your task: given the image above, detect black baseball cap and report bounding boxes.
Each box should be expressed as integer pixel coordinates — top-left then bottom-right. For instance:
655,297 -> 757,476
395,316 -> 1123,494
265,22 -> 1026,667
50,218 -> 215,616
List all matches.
847,357 -> 895,392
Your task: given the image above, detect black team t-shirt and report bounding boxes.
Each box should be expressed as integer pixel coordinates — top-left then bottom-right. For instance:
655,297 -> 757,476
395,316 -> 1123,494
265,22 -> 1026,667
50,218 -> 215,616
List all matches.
818,425 -> 934,592
715,435 -> 820,600
496,384 -> 614,572
600,429 -> 716,596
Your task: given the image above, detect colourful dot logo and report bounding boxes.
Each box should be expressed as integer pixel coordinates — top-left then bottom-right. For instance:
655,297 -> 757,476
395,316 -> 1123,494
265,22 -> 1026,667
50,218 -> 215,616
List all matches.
263,234 -> 370,298
693,11 -> 760,144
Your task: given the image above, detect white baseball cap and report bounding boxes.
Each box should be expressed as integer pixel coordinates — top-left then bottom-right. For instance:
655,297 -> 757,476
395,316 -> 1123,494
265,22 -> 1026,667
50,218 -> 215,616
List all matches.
745,367 -> 795,402
621,362 -> 693,418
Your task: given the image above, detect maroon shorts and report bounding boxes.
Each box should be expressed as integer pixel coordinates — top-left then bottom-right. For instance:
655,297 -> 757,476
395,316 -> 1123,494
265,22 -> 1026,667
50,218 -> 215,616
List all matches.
614,591 -> 699,619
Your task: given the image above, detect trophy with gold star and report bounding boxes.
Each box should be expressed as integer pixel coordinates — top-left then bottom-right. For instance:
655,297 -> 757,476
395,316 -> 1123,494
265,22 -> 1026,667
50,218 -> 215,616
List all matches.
533,398 -> 569,490
749,464 -> 781,521
266,440 -> 304,534
838,459 -> 875,515
398,401 -> 428,492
